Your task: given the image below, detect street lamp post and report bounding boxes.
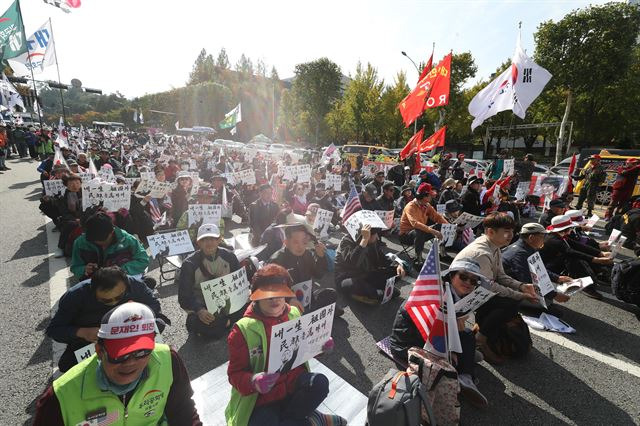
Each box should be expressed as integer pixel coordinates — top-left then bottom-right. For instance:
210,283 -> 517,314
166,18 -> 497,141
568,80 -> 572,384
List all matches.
401,51 -> 421,134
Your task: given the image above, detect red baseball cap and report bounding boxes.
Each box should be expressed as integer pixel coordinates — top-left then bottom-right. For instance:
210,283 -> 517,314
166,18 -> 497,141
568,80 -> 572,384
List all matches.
98,302 -> 156,358
416,183 -> 437,198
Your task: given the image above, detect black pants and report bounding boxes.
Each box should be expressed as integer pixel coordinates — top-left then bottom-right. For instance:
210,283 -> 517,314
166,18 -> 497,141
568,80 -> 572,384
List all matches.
399,229 -> 434,257
185,308 -> 244,339
337,267 -> 396,300
475,295 -> 520,342
58,341 -> 91,373
457,330 -> 476,376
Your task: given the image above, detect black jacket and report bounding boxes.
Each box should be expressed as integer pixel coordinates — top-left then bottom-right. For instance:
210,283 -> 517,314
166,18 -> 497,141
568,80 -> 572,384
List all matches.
451,160 -> 465,181
502,239 -> 559,283
539,233 -> 595,274
334,234 -> 393,284
249,199 -> 279,237
388,300 -> 423,360
461,188 -> 490,216
269,246 -> 328,284
376,194 -> 395,211
359,193 -> 380,211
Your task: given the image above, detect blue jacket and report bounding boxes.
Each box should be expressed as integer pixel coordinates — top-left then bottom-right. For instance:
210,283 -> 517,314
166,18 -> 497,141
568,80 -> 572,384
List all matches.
46,276 -> 161,347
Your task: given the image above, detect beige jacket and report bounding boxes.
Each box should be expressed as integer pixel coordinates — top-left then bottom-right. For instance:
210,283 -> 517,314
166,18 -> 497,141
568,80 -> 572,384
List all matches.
453,234 -> 526,300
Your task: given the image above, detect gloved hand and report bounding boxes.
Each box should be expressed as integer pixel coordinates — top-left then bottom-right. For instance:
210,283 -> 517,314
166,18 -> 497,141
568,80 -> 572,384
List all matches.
321,337 -> 335,354
251,372 -> 280,394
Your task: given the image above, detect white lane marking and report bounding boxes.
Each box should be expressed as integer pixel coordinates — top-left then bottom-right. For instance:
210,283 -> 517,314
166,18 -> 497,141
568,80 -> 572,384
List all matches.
45,218 -> 73,376
530,329 -> 640,379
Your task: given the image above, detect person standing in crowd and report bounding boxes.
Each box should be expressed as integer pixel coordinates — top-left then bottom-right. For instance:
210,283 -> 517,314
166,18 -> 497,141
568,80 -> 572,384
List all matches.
451,153 -> 466,181
438,152 -> 453,182
35,302 -> 201,425
12,125 -> 27,158
45,266 -> 164,372
574,154 -> 607,216
225,264 -> 344,426
249,183 -> 279,246
461,176 -> 492,216
516,154 -> 535,186
399,183 -> 446,263
606,158 -> 640,219
170,171 -> 193,225
36,131 -> 54,160
335,224 -> 404,304
178,224 -> 243,339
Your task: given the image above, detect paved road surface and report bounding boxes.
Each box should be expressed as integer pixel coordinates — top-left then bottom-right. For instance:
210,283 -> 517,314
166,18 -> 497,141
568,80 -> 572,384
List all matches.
2,157 -> 640,425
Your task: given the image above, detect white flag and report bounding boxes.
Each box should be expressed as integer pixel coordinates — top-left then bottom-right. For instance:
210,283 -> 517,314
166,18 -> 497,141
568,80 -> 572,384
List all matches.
139,111 -> 144,124
0,74 -> 24,112
133,110 -> 138,123
469,35 -> 552,131
175,121 -> 179,130
8,20 -> 56,76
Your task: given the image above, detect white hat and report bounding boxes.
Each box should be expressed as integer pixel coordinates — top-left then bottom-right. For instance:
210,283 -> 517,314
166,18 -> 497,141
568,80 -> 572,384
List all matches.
547,214 -> 577,232
97,302 -> 156,358
197,223 -> 221,241
565,209 -> 587,225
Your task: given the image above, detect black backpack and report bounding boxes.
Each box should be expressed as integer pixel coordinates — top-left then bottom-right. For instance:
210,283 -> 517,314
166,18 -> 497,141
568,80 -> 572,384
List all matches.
611,259 -> 640,307
367,368 -> 436,426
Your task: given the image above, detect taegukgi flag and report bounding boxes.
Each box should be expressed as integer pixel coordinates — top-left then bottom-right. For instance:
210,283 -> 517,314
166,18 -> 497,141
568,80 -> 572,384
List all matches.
8,19 -> 56,75
468,35 -> 552,131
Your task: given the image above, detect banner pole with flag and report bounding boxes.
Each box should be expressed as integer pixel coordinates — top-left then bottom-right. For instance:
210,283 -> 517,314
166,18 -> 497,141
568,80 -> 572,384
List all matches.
47,18 -> 66,125
16,1 -> 43,131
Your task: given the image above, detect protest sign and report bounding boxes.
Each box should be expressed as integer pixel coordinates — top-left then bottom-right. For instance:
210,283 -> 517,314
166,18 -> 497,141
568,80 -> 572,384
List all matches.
312,209 -> 333,238
436,204 -> 446,215
188,204 -> 222,227
325,174 -> 342,191
135,179 -> 175,198
515,181 -> 529,201
528,252 -> 554,308
454,286 -> 495,314
610,235 -> 627,259
233,169 -> 256,185
585,214 -> 599,229
78,171 -> 95,183
124,177 -> 138,187
82,183 -> 131,212
441,223 -> 457,247
267,303 -> 336,374
454,212 -> 484,229
556,277 -> 594,296
375,210 -> 395,229
295,165 -> 311,183
43,179 -> 66,196
381,276 -> 397,305
607,229 -> 621,246
503,159 -> 515,176
140,171 -> 155,181
97,167 -> 116,183
343,210 -> 388,241
147,230 -> 195,258
292,280 -> 312,309
200,267 -> 250,315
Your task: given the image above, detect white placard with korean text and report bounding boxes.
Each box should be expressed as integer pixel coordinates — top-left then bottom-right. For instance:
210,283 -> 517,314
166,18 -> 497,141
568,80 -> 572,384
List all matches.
82,184 -> 131,212
188,204 -> 222,227
43,179 -> 66,196
312,209 -> 333,238
200,267 -> 250,315
453,212 -> 484,229
374,210 -> 395,229
344,210 -> 389,241
97,167 -> 116,183
436,204 -> 446,215
454,286 -> 496,314
441,223 -> 457,247
135,179 -> 175,199
528,252 -> 554,309
325,174 -> 342,191
233,169 -> 257,185
267,303 -> 336,374
147,230 -> 195,258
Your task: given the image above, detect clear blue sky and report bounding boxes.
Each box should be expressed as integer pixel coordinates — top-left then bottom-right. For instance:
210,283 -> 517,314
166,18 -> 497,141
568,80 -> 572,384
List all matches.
11,0 -> 617,98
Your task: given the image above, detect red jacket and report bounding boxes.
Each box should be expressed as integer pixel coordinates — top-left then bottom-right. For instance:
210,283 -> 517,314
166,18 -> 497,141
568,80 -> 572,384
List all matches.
227,303 -> 305,407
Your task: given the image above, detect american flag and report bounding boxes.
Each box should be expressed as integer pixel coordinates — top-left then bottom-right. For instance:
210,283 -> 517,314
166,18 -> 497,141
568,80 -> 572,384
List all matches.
405,243 -> 443,341
341,181 -> 362,224
97,410 -> 120,425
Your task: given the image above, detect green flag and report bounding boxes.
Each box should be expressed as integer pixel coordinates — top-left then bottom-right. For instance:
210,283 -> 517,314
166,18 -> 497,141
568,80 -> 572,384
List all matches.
0,0 -> 27,61
219,103 -> 241,129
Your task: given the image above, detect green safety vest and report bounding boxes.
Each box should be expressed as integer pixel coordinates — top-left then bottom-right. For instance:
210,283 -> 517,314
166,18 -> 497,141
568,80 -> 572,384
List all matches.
225,306 -> 304,426
53,344 -> 173,426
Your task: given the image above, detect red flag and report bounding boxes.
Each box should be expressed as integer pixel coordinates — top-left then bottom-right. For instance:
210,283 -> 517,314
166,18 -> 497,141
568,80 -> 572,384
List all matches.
482,175 -> 512,205
414,153 -> 422,173
566,154 -> 577,193
399,128 -> 425,160
398,53 -> 452,127
418,126 -> 446,153
417,53 -> 433,83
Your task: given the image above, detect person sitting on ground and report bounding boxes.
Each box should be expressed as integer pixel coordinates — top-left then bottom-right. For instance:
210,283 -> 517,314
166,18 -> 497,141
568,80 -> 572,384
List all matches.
249,183 -> 279,246
46,266 -> 164,373
70,211 -> 150,281
539,215 -> 612,300
539,198 -> 566,229
269,224 -> 340,314
54,173 -> 84,257
442,199 -> 467,252
395,184 -> 414,218
307,182 -> 339,225
453,212 -> 538,364
438,178 -> 458,204
35,302 -> 201,426
389,258 -> 493,408
259,206 -> 293,261
451,153 -> 466,181
170,170 -> 194,225
176,185 -> 226,243
565,209 -> 610,252
335,224 -> 405,305
375,181 -> 396,211
225,264 -> 344,426
502,223 -> 573,308
418,168 -> 442,191
359,183 -> 381,210
399,183 -> 446,263
178,223 -> 243,339
289,183 -> 309,215
461,176 -> 492,216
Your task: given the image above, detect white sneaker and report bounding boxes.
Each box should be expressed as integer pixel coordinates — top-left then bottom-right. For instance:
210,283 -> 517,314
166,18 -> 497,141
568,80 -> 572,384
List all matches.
458,373 -> 488,408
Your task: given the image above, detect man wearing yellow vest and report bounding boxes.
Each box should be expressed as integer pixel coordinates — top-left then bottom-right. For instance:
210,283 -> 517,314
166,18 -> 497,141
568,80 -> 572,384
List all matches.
34,302 -> 202,425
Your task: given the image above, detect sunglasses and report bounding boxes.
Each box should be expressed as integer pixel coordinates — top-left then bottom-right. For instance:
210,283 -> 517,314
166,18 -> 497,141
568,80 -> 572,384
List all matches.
457,273 -> 479,285
96,290 -> 127,306
106,349 -> 152,364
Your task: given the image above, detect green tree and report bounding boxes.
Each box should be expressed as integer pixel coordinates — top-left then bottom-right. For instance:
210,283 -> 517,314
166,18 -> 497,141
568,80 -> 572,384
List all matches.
235,54 -> 254,76
291,57 -> 342,145
341,62 -> 385,143
188,48 -> 214,85
216,48 -> 230,69
380,71 -> 410,147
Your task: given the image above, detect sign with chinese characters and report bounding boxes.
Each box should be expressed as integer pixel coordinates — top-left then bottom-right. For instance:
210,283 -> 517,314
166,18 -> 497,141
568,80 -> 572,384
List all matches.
200,267 -> 250,315
441,223 -> 457,247
188,204 -> 222,227
454,285 -> 495,314
528,252 -> 555,308
43,179 -> 66,196
135,179 -> 175,198
325,174 -> 342,191
267,303 -> 336,374
281,164 -> 311,183
291,280 -> 312,309
82,183 -> 131,212
344,210 -> 388,241
453,212 -> 484,229
232,169 -> 256,185
312,209 -> 333,238
147,230 -> 195,258
375,210 -> 395,229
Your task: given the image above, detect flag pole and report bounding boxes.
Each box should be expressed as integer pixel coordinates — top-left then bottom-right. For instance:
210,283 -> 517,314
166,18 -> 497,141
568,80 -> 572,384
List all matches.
16,0 -> 43,131
48,18 -> 67,126
433,242 -> 452,364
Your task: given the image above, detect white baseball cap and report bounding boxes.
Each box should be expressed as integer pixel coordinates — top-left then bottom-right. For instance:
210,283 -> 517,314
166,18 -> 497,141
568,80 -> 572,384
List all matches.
197,223 -> 221,241
97,302 -> 156,358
